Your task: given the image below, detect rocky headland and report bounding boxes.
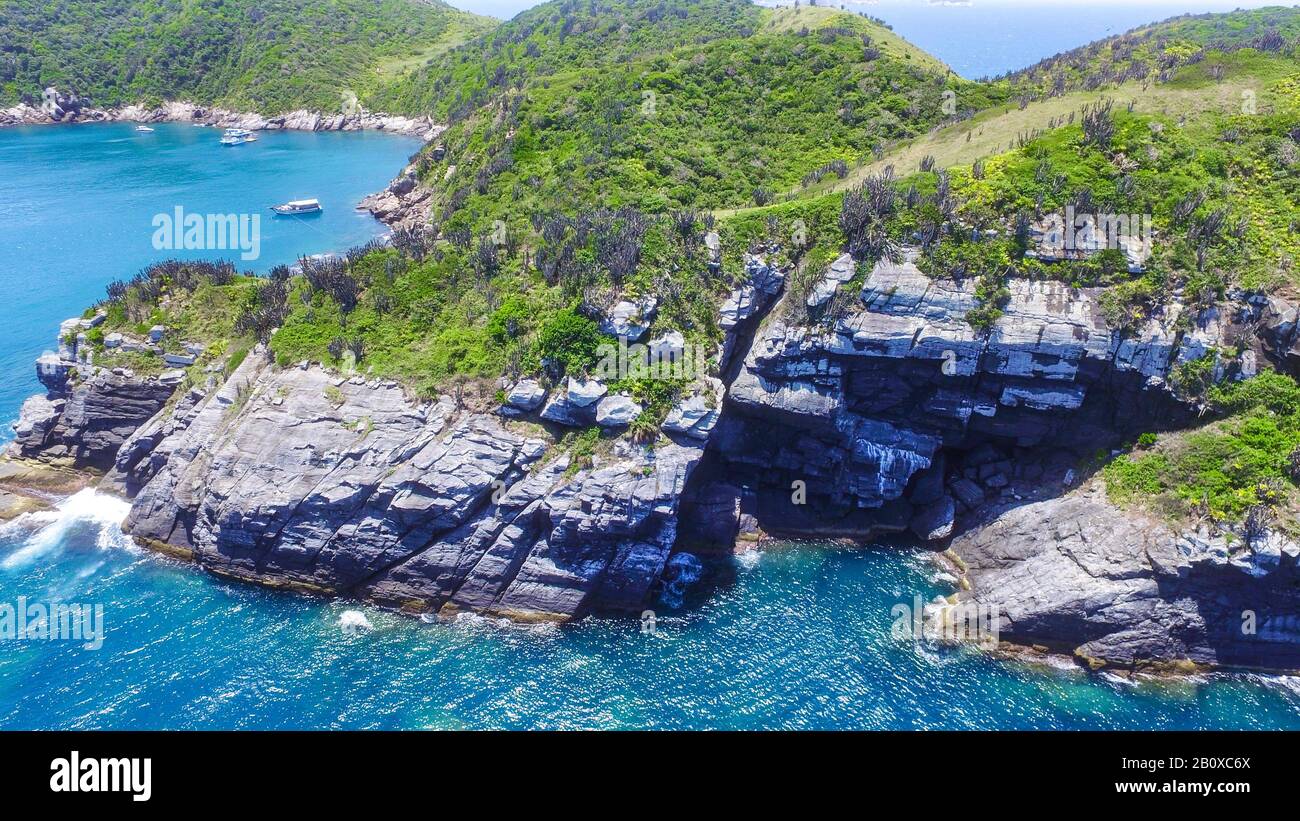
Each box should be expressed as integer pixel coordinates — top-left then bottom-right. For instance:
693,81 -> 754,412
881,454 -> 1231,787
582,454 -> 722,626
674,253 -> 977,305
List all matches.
7,240 -> 1300,671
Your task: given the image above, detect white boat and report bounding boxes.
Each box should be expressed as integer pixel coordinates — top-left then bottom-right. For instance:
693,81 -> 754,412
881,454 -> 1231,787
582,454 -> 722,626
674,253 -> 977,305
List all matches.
220,128 -> 257,145
271,198 -> 322,216
134,125 -> 155,132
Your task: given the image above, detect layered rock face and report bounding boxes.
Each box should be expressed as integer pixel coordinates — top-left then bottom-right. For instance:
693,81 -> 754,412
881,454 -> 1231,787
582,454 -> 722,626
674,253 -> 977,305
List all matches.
695,252 -> 1251,544
106,352 -> 703,621
951,487 -> 1300,672
8,368 -> 174,471
9,239 -> 1298,668
357,165 -> 434,230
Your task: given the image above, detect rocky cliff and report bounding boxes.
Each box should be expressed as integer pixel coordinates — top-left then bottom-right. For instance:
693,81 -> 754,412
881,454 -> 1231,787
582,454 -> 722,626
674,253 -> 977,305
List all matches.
676,248 -> 1300,673
9,368 -> 175,472
690,250 -> 1253,545
95,351 -> 704,622
950,486 -> 1300,673
9,243 -> 1300,671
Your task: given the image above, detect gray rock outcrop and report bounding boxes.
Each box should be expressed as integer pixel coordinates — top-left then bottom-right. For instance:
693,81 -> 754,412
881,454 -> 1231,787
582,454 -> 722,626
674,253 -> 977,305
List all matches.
701,250 -> 1253,539
951,487 -> 1300,672
96,349 -> 704,621
1,97 -> 439,138
8,368 -> 175,470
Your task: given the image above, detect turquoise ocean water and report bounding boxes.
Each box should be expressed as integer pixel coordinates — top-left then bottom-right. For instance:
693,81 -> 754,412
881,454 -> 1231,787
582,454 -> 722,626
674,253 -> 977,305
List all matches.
1,117 -> 1298,730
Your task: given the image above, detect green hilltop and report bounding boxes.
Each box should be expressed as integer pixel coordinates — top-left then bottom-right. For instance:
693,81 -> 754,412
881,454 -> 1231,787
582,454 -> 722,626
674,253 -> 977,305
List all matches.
0,0 -> 494,112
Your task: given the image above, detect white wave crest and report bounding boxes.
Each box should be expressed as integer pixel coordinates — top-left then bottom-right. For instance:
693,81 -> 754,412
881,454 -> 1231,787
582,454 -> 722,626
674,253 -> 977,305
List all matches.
0,489 -> 132,570
338,609 -> 374,633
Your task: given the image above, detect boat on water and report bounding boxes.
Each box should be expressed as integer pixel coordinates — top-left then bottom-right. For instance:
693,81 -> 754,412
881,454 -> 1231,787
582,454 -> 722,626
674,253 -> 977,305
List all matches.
134,125 -> 155,132
220,128 -> 258,146
270,198 -> 323,216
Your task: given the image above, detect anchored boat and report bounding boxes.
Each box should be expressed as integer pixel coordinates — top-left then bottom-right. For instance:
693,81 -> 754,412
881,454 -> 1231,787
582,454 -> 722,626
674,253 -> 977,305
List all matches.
134,125 -> 155,132
271,198 -> 323,216
220,128 -> 257,145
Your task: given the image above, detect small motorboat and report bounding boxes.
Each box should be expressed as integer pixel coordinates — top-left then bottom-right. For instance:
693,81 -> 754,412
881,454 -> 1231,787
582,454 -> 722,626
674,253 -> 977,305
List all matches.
220,128 -> 257,145
135,125 -> 155,132
271,198 -> 323,216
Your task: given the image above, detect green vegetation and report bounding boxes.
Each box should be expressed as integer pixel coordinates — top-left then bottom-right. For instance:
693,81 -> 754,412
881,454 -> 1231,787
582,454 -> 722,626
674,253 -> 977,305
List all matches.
373,0 -> 768,119
86,260 -> 262,378
1105,371 -> 1300,526
404,3 -> 1000,231
40,2 -> 1300,506
998,5 -> 1300,92
0,0 -> 492,112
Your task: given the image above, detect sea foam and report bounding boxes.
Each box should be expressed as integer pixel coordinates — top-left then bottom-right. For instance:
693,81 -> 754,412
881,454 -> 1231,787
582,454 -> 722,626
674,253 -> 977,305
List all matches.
0,489 -> 132,570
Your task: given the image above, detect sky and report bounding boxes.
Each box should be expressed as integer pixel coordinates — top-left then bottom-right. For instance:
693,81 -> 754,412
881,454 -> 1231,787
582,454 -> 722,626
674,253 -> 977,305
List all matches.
443,0 -> 1294,78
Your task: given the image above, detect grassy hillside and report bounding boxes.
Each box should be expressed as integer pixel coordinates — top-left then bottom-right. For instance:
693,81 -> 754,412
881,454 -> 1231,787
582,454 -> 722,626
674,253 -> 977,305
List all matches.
247,3 -> 1004,403
0,0 -> 494,113
1000,5 -> 1300,98
372,0 -> 769,119
406,3 -> 1001,231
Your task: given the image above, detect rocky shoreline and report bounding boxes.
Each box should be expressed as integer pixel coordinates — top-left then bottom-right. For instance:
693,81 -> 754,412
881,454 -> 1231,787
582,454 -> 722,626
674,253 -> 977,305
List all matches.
0,92 -> 442,140
7,233 -> 1300,673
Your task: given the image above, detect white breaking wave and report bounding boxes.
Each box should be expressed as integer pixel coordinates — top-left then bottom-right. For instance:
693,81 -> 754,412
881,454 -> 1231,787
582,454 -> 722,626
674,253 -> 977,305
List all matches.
338,609 -> 374,633
1247,673 -> 1300,698
734,550 -> 762,570
0,489 -> 132,570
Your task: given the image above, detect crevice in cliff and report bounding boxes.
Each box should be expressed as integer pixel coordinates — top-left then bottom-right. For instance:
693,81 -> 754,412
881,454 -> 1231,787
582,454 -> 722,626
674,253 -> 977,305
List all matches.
677,286 -> 1211,556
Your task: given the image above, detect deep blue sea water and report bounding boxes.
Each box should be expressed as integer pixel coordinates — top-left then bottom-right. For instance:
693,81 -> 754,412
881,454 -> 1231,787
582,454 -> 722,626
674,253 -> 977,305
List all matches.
2,72 -> 1299,731
3,499 -> 1299,729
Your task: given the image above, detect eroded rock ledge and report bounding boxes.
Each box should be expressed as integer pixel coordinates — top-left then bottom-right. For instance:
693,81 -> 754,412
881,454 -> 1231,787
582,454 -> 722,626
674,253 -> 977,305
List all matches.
95,352 -> 704,622
677,249 -> 1300,672
690,251 -> 1257,545
951,486 -> 1300,673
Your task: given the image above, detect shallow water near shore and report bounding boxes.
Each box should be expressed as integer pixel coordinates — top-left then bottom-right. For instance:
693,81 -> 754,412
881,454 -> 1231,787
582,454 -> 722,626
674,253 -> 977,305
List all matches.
2,496 -> 1300,729
2,120 -> 1300,729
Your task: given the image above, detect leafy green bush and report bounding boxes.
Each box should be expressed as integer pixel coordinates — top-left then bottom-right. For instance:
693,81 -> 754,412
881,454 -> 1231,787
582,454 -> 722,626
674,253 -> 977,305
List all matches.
0,0 -> 491,112
535,308 -> 603,377
1104,372 -> 1300,523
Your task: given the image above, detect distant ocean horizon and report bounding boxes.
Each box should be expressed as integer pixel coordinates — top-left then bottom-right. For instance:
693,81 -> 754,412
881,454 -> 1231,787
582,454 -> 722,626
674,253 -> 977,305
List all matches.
835,0 -> 1292,79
